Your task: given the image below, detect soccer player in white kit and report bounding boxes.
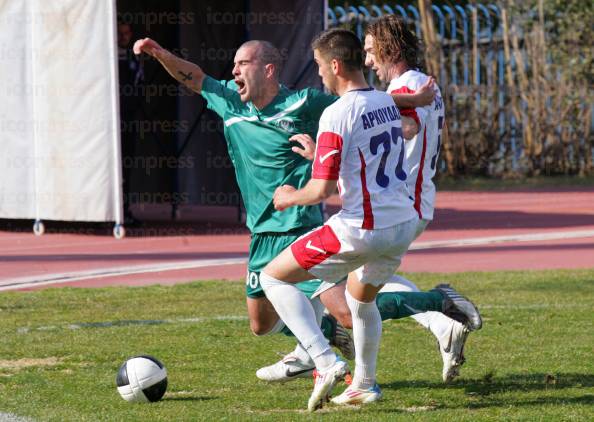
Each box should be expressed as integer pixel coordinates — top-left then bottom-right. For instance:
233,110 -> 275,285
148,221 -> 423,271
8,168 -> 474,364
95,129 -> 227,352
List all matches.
364,15 -> 481,382
259,28 -> 445,410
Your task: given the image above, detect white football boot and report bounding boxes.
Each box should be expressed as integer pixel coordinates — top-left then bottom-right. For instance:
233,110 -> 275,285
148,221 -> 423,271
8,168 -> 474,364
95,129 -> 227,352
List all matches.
308,358 -> 349,412
438,319 -> 470,383
331,383 -> 382,405
256,353 -> 314,382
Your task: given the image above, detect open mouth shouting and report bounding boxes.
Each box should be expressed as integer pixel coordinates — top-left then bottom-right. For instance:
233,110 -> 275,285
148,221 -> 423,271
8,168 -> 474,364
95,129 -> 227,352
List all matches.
235,79 -> 247,96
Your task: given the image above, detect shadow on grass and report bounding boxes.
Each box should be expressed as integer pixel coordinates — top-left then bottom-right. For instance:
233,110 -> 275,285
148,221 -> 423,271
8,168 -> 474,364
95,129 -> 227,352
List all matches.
383,372 -> 594,395
374,394 -> 594,414
376,374 -> 594,413
164,396 -> 215,402
463,394 -> 594,410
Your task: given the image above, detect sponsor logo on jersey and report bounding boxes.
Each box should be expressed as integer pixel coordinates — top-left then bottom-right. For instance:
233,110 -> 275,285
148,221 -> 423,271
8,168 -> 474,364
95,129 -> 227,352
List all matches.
318,149 -> 340,164
305,240 -> 327,254
313,132 -> 343,180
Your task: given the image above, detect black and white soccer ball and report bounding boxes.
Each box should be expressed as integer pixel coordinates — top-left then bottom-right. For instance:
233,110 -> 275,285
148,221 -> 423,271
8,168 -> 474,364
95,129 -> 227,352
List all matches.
116,355 -> 168,403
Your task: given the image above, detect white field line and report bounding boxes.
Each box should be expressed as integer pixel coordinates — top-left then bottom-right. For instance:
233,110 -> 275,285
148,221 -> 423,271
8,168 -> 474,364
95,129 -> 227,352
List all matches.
0,237 -> 248,253
0,413 -> 34,422
16,315 -> 247,334
2,229 -> 594,292
410,229 -> 594,250
0,258 -> 248,292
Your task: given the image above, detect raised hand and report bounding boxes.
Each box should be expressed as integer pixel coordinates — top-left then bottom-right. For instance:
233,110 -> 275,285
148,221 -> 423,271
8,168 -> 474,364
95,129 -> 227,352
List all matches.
416,76 -> 436,106
290,134 -> 316,161
133,38 -> 164,58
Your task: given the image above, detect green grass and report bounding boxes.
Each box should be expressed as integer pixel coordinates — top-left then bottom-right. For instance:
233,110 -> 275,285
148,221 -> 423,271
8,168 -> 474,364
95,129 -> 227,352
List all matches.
1,270 -> 593,421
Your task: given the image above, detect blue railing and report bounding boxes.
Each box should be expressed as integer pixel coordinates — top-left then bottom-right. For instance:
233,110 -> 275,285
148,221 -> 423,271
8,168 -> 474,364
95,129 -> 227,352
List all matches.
327,3 -> 594,174
327,3 -> 516,169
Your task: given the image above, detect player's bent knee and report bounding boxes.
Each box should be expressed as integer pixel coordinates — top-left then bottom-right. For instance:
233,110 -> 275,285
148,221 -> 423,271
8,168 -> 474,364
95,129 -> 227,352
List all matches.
250,316 -> 285,336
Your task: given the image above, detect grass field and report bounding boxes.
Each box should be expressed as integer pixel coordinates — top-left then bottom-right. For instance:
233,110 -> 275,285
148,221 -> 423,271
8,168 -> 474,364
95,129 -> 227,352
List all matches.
1,270 -> 593,421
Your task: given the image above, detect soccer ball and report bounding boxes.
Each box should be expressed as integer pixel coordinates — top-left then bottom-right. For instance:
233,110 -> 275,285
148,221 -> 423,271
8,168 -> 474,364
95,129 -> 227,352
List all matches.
116,355 -> 168,402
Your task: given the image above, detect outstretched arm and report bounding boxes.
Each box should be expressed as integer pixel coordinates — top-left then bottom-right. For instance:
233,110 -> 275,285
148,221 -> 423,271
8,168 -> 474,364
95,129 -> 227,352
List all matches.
273,179 -> 336,211
133,38 -> 206,94
391,76 -> 436,108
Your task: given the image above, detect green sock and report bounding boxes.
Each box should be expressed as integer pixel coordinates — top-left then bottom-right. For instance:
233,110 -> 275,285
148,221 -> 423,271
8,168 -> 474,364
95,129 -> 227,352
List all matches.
376,291 -> 443,320
280,324 -> 293,337
280,315 -> 334,340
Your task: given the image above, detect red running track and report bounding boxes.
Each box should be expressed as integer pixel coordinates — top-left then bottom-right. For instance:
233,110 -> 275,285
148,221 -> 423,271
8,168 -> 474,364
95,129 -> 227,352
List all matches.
1,189 -> 593,291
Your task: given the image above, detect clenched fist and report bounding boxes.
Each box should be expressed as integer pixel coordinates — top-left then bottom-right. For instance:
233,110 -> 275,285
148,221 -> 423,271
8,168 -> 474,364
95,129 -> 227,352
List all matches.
273,185 -> 297,211
133,38 -> 164,58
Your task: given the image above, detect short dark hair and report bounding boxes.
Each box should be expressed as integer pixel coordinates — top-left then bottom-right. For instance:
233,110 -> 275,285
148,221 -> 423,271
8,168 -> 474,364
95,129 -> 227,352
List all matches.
365,15 -> 421,69
240,40 -> 283,78
311,28 -> 363,71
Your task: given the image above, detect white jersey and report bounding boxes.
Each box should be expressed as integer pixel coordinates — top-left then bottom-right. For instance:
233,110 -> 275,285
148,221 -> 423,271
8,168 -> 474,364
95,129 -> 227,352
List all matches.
387,70 -> 445,220
312,88 -> 417,229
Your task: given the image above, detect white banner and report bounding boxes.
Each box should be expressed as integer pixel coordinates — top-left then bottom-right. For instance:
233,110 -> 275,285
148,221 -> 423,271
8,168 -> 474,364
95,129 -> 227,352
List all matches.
0,0 -> 122,222
0,0 -> 36,219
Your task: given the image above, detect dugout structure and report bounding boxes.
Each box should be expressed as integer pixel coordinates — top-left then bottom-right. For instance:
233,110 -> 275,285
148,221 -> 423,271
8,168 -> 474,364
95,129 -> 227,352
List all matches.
0,0 -> 324,237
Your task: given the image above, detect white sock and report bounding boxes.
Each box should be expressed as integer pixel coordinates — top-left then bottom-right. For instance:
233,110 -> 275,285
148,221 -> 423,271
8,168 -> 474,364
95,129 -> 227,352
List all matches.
413,311 -> 456,341
291,297 -> 324,365
380,274 -> 420,293
345,288 -> 381,390
382,275 -> 456,339
260,272 -> 336,372
310,297 -> 326,326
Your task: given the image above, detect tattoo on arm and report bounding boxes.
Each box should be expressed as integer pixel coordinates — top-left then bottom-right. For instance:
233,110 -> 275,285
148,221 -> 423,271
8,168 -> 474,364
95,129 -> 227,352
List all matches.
178,71 -> 193,81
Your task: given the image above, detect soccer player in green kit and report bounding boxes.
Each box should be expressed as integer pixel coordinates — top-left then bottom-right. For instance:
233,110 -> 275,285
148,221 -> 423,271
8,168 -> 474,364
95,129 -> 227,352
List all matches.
133,37 -> 474,384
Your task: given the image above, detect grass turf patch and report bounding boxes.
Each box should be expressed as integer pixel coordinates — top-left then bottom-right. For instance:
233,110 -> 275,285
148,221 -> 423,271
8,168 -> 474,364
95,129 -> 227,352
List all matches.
1,270 -> 593,421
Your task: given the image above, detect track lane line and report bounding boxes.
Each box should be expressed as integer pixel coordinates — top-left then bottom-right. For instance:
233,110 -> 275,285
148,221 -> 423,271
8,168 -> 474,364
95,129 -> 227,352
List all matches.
2,229 -> 594,291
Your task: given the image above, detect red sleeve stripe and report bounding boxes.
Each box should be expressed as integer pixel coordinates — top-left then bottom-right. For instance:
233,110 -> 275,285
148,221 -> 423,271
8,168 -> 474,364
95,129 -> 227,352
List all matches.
291,225 -> 341,270
312,131 -> 343,180
358,148 -> 374,229
414,127 -> 428,219
400,108 -> 420,128
390,87 -> 420,128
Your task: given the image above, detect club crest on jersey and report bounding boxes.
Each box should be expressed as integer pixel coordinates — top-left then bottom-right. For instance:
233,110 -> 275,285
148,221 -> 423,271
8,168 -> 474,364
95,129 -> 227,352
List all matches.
361,105 -> 400,130
274,118 -> 296,132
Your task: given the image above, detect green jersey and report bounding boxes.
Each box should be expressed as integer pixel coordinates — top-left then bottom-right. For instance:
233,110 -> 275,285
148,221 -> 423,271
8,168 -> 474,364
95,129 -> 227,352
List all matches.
201,76 -> 336,233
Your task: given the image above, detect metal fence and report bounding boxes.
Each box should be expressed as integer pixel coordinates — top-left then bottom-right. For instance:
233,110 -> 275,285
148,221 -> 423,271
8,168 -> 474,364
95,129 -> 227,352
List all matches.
328,3 -> 506,87
327,3 -> 594,176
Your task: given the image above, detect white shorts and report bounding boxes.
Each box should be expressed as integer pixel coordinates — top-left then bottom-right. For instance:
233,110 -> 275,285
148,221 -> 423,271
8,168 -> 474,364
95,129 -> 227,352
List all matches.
378,218 -> 431,294
291,215 -> 419,287
414,218 -> 430,240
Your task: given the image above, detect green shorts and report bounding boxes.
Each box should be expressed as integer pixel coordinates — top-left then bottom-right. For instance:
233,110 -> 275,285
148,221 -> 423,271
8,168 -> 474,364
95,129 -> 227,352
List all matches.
246,227 -> 325,299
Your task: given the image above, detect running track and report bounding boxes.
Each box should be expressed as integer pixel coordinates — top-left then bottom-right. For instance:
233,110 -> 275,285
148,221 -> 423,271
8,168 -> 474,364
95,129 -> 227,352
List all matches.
1,189 -> 593,292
